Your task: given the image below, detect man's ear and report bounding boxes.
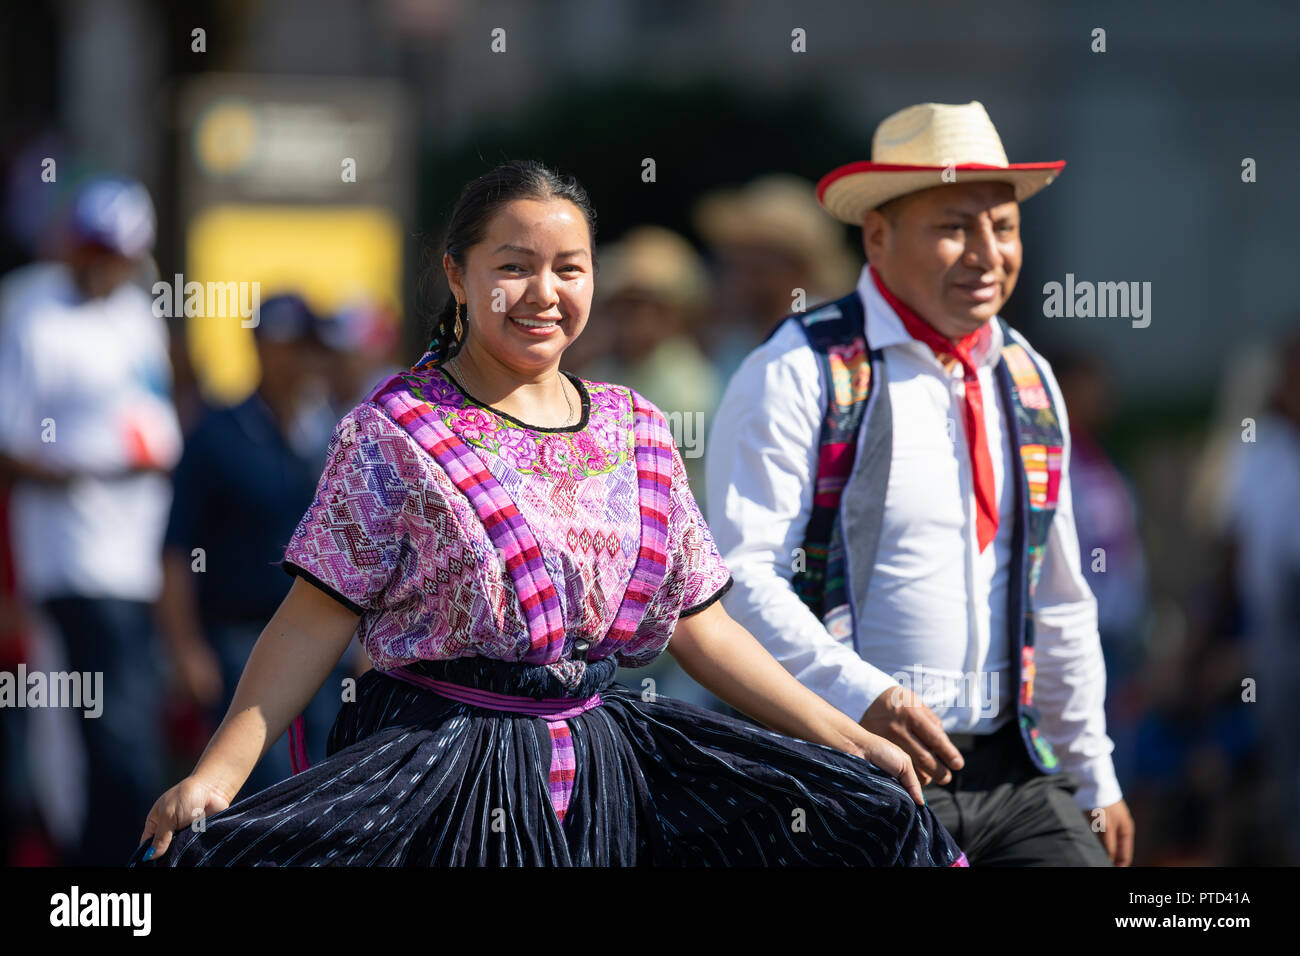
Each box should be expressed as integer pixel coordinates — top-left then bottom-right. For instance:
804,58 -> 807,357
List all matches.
861,209 -> 890,265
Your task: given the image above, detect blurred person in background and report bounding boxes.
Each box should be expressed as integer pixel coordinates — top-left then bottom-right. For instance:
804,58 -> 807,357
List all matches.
1051,350 -> 1149,790
0,175 -> 182,865
1136,334 -> 1300,864
157,293 -> 363,798
318,296 -> 404,415
1218,328 -> 1300,863
1165,338 -> 1288,863
578,226 -> 718,496
578,226 -> 724,712
692,174 -> 859,383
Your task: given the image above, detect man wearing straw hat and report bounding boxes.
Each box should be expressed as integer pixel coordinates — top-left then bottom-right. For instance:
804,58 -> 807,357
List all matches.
707,102 -> 1133,865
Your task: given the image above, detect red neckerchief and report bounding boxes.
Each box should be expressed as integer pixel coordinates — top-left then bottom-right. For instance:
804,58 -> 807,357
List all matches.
870,265 -> 999,553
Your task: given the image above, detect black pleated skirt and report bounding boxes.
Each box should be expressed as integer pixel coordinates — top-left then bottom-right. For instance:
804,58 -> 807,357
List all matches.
126,656 -> 966,866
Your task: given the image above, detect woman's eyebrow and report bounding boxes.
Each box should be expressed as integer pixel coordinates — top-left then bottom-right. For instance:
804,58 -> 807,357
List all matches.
491,244 -> 589,258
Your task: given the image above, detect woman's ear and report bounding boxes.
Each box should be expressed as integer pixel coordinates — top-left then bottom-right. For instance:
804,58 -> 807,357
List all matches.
443,252 -> 464,303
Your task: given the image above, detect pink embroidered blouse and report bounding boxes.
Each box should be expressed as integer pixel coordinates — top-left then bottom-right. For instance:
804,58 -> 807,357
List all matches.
280,363 -> 732,673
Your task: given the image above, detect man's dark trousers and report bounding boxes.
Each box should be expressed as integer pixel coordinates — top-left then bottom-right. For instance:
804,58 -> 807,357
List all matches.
922,720 -> 1112,866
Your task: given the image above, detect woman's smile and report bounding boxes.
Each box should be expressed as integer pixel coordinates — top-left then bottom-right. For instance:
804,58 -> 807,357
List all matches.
509,314 -> 564,334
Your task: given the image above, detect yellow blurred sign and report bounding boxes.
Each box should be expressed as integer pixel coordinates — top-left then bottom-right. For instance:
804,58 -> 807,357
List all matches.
186,204 -> 402,404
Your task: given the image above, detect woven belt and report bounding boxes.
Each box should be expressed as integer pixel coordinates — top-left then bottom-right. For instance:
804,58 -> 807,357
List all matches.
381,667 -> 603,720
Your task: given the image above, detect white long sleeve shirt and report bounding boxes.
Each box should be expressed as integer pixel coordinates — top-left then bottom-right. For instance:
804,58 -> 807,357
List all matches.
706,265 -> 1121,810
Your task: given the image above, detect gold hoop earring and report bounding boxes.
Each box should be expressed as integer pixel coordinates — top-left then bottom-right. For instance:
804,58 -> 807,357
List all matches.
454,301 -> 464,340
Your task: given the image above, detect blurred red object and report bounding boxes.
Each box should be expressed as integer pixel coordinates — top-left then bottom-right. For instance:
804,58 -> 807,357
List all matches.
0,487 -> 28,669
163,696 -> 214,762
10,826 -> 59,867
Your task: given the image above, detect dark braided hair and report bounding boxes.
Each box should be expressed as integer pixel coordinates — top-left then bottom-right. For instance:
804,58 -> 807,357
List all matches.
423,160 -> 598,362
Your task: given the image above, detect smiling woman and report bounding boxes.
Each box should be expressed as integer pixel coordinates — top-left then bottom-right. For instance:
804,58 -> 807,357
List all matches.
129,160 -> 967,867
425,161 -> 596,430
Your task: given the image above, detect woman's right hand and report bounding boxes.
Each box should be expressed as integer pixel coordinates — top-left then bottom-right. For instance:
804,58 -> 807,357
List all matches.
847,729 -> 926,807
138,775 -> 235,861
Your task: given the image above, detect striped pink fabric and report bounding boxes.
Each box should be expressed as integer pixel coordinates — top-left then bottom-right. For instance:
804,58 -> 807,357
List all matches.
369,378 -> 677,666
591,396 -> 675,659
286,380 -> 680,777
545,721 -> 577,822
371,378 -> 568,663
289,715 -> 309,775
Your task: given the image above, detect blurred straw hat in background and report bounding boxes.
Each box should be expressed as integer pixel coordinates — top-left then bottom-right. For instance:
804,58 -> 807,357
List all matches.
693,174 -> 859,294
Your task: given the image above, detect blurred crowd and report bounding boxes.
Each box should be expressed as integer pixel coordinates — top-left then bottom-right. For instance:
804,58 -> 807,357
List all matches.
1,170 -> 1297,866
0,175 -> 400,865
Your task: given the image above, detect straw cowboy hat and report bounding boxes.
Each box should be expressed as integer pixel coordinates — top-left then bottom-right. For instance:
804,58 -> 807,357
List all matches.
817,101 -> 1066,225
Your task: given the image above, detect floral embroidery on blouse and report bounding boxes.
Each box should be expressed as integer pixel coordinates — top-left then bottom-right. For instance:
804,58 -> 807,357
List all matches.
397,367 -> 635,481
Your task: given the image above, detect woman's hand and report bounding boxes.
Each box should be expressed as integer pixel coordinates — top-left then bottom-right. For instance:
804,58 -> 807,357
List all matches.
137,578 -> 363,861
138,775 -> 235,861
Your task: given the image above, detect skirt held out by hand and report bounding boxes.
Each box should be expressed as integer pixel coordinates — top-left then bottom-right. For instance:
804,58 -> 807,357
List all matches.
127,656 -> 967,867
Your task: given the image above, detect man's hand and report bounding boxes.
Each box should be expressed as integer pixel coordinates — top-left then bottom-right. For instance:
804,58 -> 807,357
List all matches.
1085,799 -> 1134,866
860,685 -> 965,785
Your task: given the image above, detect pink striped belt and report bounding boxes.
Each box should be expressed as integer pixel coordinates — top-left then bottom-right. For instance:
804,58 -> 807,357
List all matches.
380,666 -> 604,719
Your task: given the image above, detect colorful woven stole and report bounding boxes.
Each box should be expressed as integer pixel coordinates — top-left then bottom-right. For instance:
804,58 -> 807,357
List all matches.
590,393 -> 676,660
785,298 -> 876,630
994,337 -> 1065,771
288,363 -> 676,821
